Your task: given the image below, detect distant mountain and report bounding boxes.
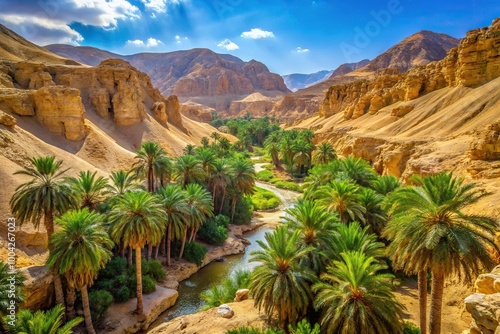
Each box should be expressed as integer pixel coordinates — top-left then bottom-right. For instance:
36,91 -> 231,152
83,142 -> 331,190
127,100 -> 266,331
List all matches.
360,30 -> 459,73
329,59 -> 370,78
45,45 -> 290,111
282,70 -> 333,92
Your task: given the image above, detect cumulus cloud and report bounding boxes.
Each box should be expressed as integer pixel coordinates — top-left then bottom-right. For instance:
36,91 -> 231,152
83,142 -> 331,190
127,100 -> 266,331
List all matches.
141,0 -> 184,14
0,0 -> 140,45
295,47 -> 310,53
217,39 -> 239,51
241,28 -> 275,39
126,37 -> 163,47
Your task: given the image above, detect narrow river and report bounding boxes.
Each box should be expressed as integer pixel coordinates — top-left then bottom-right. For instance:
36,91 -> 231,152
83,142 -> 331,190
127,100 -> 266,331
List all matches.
149,165 -> 300,328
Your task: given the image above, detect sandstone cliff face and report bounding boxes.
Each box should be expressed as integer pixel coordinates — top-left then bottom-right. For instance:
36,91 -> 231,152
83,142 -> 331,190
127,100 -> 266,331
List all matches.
320,18 -> 500,120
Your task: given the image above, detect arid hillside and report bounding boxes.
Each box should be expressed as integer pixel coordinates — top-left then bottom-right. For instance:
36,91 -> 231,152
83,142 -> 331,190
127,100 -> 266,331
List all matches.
290,17 -> 500,218
0,26 -> 235,262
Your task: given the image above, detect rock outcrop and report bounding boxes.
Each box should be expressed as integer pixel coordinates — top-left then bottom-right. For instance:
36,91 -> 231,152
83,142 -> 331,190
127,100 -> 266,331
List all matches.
463,266 -> 500,334
320,18 -> 500,120
33,86 -> 86,141
21,266 -> 54,310
0,109 -> 15,126
470,122 -> 500,161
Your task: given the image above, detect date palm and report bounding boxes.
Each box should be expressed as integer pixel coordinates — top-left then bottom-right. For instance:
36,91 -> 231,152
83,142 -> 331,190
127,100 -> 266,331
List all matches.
0,262 -> 25,333
9,156 -> 75,309
283,199 -> 339,274
11,304 -> 83,334
313,251 -> 404,334
108,191 -> 167,314
104,170 -> 144,197
312,142 -> 336,165
157,185 -> 188,266
370,174 -> 400,195
357,187 -> 387,236
208,159 -> 233,214
183,144 -> 196,156
174,155 -> 206,187
195,147 -> 217,175
132,142 -> 168,192
316,180 -> 365,224
180,183 -> 214,259
384,172 -> 498,334
67,170 -> 108,211
47,209 -> 113,334
340,156 -> 377,188
229,159 -> 255,223
249,227 -> 315,329
293,140 -> 313,174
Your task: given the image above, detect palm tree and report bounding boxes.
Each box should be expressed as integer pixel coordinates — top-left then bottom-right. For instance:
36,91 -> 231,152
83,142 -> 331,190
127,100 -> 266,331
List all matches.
384,172 -> 498,334
9,156 -> 75,309
183,144 -> 196,156
339,156 -> 377,188
370,174 -> 400,195
174,155 -> 206,187
47,209 -> 113,334
357,187 -> 387,236
179,183 -> 214,259
316,180 -> 365,224
132,142 -> 168,192
108,191 -> 167,314
195,148 -> 217,175
283,199 -> 338,274
229,158 -> 255,223
11,304 -> 83,334
313,251 -> 404,334
208,159 -> 233,214
104,170 -> 144,197
326,222 -> 386,261
67,170 -> 108,211
210,132 -> 221,145
200,137 -> 210,148
249,227 -> 315,329
157,185 -> 188,266
218,137 -> 231,154
264,139 -> 281,168
155,156 -> 172,188
312,142 -> 336,165
293,140 -> 313,174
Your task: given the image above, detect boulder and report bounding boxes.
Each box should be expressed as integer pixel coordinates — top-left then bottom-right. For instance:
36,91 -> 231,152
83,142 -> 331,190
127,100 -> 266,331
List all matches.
216,304 -> 234,319
234,289 -> 249,302
0,89 -> 35,116
152,101 -> 167,125
469,122 -> 500,161
33,86 -> 86,141
0,110 -> 16,127
21,266 -> 54,310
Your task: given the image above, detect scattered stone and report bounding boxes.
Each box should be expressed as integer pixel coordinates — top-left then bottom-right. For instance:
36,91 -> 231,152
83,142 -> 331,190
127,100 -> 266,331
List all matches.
216,304 -> 234,319
0,110 -> 16,127
234,289 -> 249,302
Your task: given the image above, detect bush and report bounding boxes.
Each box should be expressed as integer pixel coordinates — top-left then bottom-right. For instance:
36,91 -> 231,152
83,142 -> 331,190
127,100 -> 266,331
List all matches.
222,196 -> 253,225
145,260 -> 165,281
256,170 -> 274,182
289,319 -> 321,334
262,164 -> 274,170
403,321 -> 420,334
183,241 -> 208,266
273,181 -> 302,192
142,275 -> 156,294
250,187 -> 281,210
200,269 -> 251,311
114,285 -> 131,302
98,256 -> 127,280
88,290 -> 113,324
198,215 -> 230,245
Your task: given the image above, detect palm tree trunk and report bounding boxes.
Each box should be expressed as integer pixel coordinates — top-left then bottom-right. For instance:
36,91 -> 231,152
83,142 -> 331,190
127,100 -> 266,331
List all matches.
230,196 -> 237,224
53,269 -> 66,313
44,208 -> 55,238
154,244 -> 160,260
429,269 -> 445,334
120,242 -> 125,258
161,235 -> 166,256
127,246 -> 133,267
218,190 -> 226,214
418,269 -> 428,334
167,224 -> 172,266
81,285 -> 96,334
66,282 -> 76,320
189,227 -> 196,243
135,247 -> 144,314
147,243 -> 153,260
178,227 -> 188,261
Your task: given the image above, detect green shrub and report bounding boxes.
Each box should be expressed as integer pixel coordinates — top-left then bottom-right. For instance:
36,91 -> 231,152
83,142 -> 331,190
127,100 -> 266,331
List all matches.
198,215 -> 230,245
269,177 -> 281,184
226,328 -> 283,334
262,163 -> 274,170
145,260 -> 165,281
183,242 -> 208,266
403,321 -> 420,334
289,319 -> 321,334
142,275 -> 156,294
225,196 -> 253,225
250,187 -> 281,210
114,285 -> 131,302
273,181 -> 302,192
88,290 -> 113,324
98,256 -> 127,280
200,269 -> 251,311
256,170 -> 274,182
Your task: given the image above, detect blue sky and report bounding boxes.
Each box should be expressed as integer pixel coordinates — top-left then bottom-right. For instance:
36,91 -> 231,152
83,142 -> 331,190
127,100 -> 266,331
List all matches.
0,0 -> 498,74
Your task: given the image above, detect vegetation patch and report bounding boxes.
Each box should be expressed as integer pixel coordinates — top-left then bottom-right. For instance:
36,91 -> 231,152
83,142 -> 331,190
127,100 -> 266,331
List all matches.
250,187 -> 281,210
198,214 -> 230,245
256,170 -> 274,182
273,180 -> 302,193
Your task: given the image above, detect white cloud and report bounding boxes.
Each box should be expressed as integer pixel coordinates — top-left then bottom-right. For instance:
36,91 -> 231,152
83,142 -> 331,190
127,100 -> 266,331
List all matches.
141,0 -> 184,14
0,0 -> 140,45
241,28 -> 275,39
217,39 -> 239,51
175,35 -> 189,44
295,47 -> 310,53
126,37 -> 163,47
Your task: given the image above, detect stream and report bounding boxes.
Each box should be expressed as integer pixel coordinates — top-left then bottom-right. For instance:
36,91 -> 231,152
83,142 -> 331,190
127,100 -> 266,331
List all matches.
149,164 -> 300,328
